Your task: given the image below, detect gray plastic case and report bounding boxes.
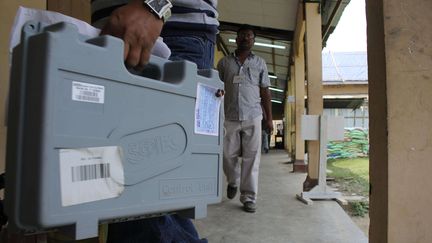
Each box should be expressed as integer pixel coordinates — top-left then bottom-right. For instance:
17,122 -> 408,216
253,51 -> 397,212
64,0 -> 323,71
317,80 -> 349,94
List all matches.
5,21 -> 224,239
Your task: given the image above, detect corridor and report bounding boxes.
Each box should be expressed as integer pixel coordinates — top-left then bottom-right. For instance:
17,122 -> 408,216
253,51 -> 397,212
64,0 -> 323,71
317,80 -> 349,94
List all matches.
194,150 -> 368,243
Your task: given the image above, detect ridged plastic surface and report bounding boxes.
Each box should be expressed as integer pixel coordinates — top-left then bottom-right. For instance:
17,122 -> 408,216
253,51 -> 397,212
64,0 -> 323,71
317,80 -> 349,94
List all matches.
5,21 -> 223,240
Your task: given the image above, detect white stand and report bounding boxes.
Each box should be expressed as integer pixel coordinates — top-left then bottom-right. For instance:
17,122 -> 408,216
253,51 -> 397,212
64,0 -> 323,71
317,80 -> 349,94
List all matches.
296,115 -> 347,205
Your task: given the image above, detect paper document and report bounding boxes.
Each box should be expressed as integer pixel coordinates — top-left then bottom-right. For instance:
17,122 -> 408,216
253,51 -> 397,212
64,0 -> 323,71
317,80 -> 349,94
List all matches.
9,6 -> 171,61
195,83 -> 222,136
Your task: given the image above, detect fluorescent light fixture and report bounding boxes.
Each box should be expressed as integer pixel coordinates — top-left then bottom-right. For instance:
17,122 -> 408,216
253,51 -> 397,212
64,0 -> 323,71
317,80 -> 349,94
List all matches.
269,87 -> 284,93
271,99 -> 282,104
228,39 -> 286,49
255,42 -> 286,49
323,95 -> 369,99
268,74 -> 277,79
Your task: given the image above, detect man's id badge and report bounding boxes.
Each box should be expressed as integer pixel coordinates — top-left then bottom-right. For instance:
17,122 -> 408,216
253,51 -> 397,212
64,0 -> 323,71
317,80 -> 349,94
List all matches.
233,75 -> 243,84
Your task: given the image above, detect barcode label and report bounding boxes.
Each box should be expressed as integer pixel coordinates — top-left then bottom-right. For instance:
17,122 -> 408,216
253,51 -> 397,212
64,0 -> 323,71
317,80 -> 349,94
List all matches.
59,146 -> 125,206
81,91 -> 99,97
71,163 -> 110,182
72,81 -> 105,104
74,95 -> 101,103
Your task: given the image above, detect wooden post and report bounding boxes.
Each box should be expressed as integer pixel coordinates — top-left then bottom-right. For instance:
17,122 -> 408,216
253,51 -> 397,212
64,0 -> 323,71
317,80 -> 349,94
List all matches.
47,0 -> 91,23
293,3 -> 306,172
304,2 -> 323,189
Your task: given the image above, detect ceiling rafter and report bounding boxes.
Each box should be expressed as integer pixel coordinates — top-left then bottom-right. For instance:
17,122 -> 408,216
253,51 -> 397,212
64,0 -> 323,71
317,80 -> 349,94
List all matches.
219,21 -> 294,41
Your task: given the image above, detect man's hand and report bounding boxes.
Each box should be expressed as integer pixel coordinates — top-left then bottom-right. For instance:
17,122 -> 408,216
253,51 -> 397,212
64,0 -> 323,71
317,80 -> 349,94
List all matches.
215,89 -> 225,97
266,120 -> 274,133
100,0 -> 163,69
259,87 -> 273,133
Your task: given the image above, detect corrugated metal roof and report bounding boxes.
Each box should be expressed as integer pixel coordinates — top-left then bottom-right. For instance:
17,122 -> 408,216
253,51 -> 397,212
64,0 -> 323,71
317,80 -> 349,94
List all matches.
322,51 -> 368,82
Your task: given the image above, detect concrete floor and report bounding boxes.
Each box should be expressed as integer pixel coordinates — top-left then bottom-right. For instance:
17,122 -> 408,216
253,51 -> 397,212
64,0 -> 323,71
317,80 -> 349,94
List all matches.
194,150 -> 368,243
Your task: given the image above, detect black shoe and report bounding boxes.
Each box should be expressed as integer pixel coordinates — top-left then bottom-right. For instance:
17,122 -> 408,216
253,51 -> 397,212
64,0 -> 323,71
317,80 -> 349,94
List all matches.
243,201 -> 256,213
227,185 -> 237,199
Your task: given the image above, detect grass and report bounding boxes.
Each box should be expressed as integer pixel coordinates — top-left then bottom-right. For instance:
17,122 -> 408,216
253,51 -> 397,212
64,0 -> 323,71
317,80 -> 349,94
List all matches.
330,158 -> 369,180
327,157 -> 370,217
350,201 -> 369,217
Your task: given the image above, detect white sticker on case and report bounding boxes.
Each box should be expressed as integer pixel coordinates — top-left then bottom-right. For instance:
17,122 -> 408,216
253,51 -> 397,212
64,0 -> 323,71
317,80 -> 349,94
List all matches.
72,81 -> 105,104
59,146 -> 124,206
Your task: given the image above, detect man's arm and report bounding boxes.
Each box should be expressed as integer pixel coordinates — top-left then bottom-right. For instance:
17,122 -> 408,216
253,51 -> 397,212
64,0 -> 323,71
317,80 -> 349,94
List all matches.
259,57 -> 273,131
100,0 -> 163,69
216,59 -> 224,81
260,87 -> 273,132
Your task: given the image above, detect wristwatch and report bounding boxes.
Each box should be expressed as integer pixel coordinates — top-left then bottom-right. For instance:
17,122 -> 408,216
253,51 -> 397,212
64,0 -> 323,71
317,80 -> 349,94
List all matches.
143,0 -> 173,22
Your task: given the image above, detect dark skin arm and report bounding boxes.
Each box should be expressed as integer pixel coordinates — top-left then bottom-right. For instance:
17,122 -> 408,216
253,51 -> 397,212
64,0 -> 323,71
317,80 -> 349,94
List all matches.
260,87 -> 273,132
100,0 -> 163,69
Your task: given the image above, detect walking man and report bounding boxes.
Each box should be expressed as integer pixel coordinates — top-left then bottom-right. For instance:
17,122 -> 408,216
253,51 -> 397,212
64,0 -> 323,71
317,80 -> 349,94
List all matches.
217,24 -> 273,213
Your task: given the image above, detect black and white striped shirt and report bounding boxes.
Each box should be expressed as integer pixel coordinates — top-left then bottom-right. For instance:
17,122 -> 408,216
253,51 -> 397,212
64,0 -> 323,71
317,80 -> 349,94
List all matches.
91,0 -> 219,42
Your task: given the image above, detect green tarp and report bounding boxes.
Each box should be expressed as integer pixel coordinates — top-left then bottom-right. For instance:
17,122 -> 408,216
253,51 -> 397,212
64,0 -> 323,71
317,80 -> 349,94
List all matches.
327,128 -> 369,159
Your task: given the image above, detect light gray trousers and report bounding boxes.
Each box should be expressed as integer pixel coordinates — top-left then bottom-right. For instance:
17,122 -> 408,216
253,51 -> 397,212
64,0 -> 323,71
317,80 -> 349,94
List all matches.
223,115 -> 262,203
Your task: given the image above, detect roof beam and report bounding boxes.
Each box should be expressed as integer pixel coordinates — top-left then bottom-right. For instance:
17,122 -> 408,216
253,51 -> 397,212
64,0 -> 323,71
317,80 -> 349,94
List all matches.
322,0 -> 344,39
293,3 -> 305,57
219,21 -> 294,41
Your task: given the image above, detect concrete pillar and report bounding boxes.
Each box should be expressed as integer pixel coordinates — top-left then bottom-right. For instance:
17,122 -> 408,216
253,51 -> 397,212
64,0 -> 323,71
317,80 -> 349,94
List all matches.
304,2 -> 323,188
214,48 -> 225,68
284,70 -> 295,156
0,0 -> 47,173
367,0 -> 432,242
292,3 -> 306,173
293,52 -> 306,172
